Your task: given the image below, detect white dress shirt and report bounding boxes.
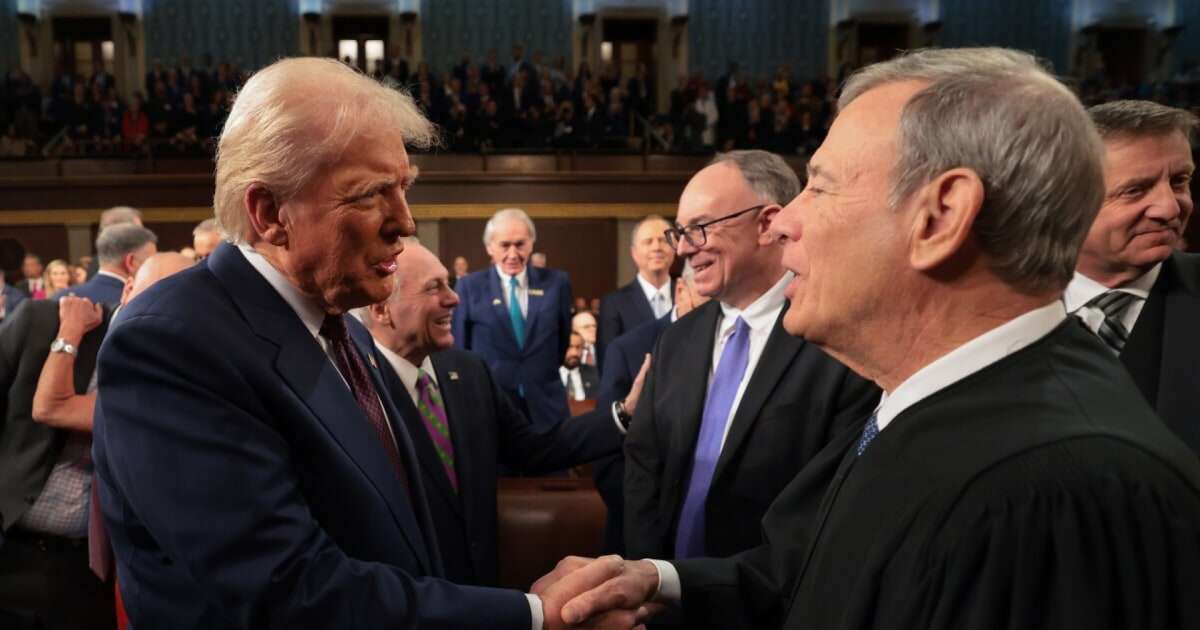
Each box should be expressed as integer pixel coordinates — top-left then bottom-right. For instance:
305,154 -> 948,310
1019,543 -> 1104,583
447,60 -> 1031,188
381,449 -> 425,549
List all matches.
375,344 -> 437,403
707,272 -> 791,449
1063,264 -> 1160,339
637,273 -> 673,319
560,365 -> 587,400
651,299 -> 1069,604
495,265 -> 529,318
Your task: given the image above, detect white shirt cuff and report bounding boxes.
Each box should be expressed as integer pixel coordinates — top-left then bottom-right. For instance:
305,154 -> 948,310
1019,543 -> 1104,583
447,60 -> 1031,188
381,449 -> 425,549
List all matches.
646,559 -> 681,604
527,593 -> 543,630
611,401 -> 628,435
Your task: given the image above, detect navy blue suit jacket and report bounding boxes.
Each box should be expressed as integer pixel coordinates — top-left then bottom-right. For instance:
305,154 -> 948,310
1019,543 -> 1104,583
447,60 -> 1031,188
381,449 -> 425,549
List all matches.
68,272 -> 124,306
593,313 -> 671,554
0,283 -> 25,321
92,243 -> 531,630
375,347 -> 622,586
597,278 -> 674,372
451,265 -> 572,427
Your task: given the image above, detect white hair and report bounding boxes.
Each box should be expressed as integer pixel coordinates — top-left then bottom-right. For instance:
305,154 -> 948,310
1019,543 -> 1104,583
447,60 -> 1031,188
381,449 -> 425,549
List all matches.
839,47 -> 1104,293
482,208 -> 537,246
214,57 -> 437,244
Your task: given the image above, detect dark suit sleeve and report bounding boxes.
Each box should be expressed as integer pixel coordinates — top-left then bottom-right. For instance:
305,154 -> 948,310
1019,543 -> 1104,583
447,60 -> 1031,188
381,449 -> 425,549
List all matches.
622,343 -> 665,558
95,314 -> 532,630
596,291 -> 622,371
451,274 -> 473,350
596,339 -> 631,410
556,272 -> 573,363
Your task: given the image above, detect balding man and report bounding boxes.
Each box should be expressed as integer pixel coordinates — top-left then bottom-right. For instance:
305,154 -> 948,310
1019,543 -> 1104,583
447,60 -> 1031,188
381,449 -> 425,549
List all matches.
452,208 -> 574,428
597,215 -> 675,369
1068,100 -> 1200,455
191,218 -> 222,261
70,224 -> 157,307
0,252 -> 191,628
361,241 -> 636,587
537,47 -> 1200,630
571,310 -> 598,367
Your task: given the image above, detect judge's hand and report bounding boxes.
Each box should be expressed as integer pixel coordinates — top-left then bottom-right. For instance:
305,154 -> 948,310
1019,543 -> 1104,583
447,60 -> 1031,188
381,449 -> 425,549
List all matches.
533,555 -> 663,629
621,354 -> 652,418
57,296 -> 103,343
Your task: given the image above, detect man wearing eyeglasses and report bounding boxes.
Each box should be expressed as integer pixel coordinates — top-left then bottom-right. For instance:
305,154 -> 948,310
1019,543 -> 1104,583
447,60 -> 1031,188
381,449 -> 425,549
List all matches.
623,150 -> 880,562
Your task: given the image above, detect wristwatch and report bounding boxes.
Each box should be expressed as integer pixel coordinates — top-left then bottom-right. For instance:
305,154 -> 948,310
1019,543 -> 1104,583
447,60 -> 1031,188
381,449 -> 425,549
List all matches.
49,338 -> 77,356
614,399 -> 633,431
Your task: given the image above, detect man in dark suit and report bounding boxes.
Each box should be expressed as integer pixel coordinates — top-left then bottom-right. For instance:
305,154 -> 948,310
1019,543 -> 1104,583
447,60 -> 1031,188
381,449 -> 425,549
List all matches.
91,57 -> 582,630
14,254 -> 43,297
560,332 -> 598,400
360,241 -> 643,587
452,208 -> 573,428
593,261 -> 709,554
597,216 -> 676,370
534,48 -> 1200,630
0,275 -> 25,322
0,296 -> 114,629
622,150 -> 880,561
69,223 -> 157,307
1069,100 -> 1200,455
84,206 -> 144,280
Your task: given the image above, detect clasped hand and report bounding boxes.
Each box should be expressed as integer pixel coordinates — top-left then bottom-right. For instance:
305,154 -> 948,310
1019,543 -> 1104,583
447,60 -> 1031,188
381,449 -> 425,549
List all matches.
533,555 -> 665,629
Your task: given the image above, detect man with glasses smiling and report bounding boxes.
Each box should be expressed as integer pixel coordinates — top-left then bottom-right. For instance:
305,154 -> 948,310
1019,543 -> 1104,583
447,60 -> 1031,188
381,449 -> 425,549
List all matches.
623,150 -> 879,562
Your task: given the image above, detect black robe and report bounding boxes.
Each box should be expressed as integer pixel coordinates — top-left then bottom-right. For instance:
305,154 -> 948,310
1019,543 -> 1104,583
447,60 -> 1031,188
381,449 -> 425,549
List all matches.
675,319 -> 1200,630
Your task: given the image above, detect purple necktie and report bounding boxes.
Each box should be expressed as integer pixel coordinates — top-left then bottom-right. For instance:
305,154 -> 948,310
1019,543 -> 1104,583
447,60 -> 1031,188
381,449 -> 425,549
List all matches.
675,316 -> 751,558
416,370 -> 457,491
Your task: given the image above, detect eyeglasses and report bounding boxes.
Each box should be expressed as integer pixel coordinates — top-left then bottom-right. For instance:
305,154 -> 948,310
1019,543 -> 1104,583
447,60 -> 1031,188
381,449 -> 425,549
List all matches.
664,205 -> 765,250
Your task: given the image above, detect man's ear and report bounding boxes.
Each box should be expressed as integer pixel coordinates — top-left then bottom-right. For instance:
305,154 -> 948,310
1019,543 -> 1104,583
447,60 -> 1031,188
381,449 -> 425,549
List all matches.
756,204 -> 781,245
908,168 -> 984,272
245,183 -> 288,246
367,301 -> 393,328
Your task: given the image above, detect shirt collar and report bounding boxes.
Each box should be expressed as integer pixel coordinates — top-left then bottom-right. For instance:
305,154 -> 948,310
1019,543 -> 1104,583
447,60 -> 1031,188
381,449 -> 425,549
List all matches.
717,272 -> 792,337
95,269 -> 127,283
636,273 -> 671,304
375,342 -> 437,395
1063,263 -> 1162,312
238,244 -> 327,339
494,264 -> 528,288
875,300 -> 1066,432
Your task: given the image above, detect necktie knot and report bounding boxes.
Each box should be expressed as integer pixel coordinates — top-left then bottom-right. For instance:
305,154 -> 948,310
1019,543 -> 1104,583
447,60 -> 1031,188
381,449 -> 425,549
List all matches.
509,275 -> 520,290
416,369 -> 435,393
1083,290 -> 1139,354
1087,290 -> 1137,319
319,314 -> 348,342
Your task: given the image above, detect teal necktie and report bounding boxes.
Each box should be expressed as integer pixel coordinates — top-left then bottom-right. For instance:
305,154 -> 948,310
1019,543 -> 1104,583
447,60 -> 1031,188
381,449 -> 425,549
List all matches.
508,275 -> 526,348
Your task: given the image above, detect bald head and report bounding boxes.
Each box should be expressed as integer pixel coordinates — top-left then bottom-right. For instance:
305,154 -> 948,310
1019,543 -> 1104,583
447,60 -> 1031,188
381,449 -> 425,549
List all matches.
364,240 -> 460,363
122,252 -> 195,306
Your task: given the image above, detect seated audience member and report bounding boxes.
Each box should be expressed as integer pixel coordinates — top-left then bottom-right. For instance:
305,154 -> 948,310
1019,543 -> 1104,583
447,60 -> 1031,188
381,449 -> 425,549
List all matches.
70,265 -> 87,286
91,56 -> 593,629
361,241 -> 643,586
593,261 -> 708,554
559,331 -> 598,401
121,94 -> 150,149
531,252 -> 547,268
450,255 -> 469,290
192,218 -> 222,261
597,216 -> 675,369
1069,100 -> 1200,455
571,310 -> 598,366
99,206 -> 144,230
534,47 -> 1200,630
41,259 -> 72,298
452,208 -> 573,429
17,255 -> 44,298
71,224 -> 157,307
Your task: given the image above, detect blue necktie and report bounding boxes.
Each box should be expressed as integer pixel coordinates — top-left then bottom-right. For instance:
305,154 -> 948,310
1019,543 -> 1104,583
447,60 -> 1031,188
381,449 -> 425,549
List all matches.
675,317 -> 751,559
508,275 -> 525,348
856,413 -> 879,456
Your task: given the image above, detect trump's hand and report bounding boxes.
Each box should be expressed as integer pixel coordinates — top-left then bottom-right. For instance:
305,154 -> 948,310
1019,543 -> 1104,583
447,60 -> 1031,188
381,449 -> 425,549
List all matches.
57,296 -> 103,342
533,555 -> 663,629
621,354 -> 652,418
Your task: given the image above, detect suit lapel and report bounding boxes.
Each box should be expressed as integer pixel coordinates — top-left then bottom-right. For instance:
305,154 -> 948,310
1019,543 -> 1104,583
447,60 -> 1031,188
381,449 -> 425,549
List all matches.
209,243 -> 433,573
430,353 -> 477,526
1154,254 -> 1200,450
523,266 -> 547,346
663,302 -> 721,509
627,281 -> 655,323
712,308 -> 804,482
1121,277 -> 1164,404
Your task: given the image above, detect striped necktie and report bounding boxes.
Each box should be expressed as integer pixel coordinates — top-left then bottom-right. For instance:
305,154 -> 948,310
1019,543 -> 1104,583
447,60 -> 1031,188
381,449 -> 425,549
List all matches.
1085,290 -> 1138,354
416,369 -> 457,491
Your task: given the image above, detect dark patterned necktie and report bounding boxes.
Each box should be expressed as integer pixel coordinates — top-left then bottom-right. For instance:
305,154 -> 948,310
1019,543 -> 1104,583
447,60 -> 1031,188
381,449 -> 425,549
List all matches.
416,369 -> 457,491
857,413 -> 879,457
319,314 -> 409,494
1084,291 -> 1138,354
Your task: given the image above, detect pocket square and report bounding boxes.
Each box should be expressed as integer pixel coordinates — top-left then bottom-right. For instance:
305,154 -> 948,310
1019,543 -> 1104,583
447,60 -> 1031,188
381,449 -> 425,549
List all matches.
448,371 -> 460,381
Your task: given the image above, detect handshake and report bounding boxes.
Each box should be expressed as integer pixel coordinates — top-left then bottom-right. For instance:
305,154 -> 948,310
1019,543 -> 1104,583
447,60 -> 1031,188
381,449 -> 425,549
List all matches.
533,555 -> 672,630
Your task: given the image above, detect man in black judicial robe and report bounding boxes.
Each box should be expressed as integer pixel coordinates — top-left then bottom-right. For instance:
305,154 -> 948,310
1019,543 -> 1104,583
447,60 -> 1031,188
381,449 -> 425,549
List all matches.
528,47 -> 1200,630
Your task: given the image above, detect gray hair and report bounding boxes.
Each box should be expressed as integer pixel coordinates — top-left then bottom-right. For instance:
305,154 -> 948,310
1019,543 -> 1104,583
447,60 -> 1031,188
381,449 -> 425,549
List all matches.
193,217 -> 220,236
1088,100 -> 1199,142
839,47 -> 1104,294
708,150 -> 801,206
100,206 -> 143,229
214,57 -> 438,244
482,208 -> 537,246
96,224 -> 157,266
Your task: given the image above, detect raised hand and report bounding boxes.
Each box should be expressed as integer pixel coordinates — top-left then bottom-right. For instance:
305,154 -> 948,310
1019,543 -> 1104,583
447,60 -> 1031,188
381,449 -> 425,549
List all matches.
621,354 -> 652,417
57,296 -> 103,341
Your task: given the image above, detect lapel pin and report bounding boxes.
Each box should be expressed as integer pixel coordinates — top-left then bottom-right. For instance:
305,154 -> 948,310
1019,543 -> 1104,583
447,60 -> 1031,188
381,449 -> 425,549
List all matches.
448,371 -> 460,380
492,298 -> 502,306
368,355 -> 378,368
529,289 -> 545,297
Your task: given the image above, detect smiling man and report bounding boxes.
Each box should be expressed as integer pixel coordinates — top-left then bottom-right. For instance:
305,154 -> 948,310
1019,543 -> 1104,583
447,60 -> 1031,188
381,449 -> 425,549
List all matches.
597,215 -> 675,368
622,150 -> 879,562
90,58 -> 573,630
1068,100 -> 1200,455
452,208 -> 574,428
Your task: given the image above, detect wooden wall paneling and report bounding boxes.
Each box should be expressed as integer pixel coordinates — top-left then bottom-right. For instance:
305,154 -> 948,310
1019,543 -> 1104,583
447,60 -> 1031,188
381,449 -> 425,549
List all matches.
142,222 -> 199,253
1,225 -> 71,266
